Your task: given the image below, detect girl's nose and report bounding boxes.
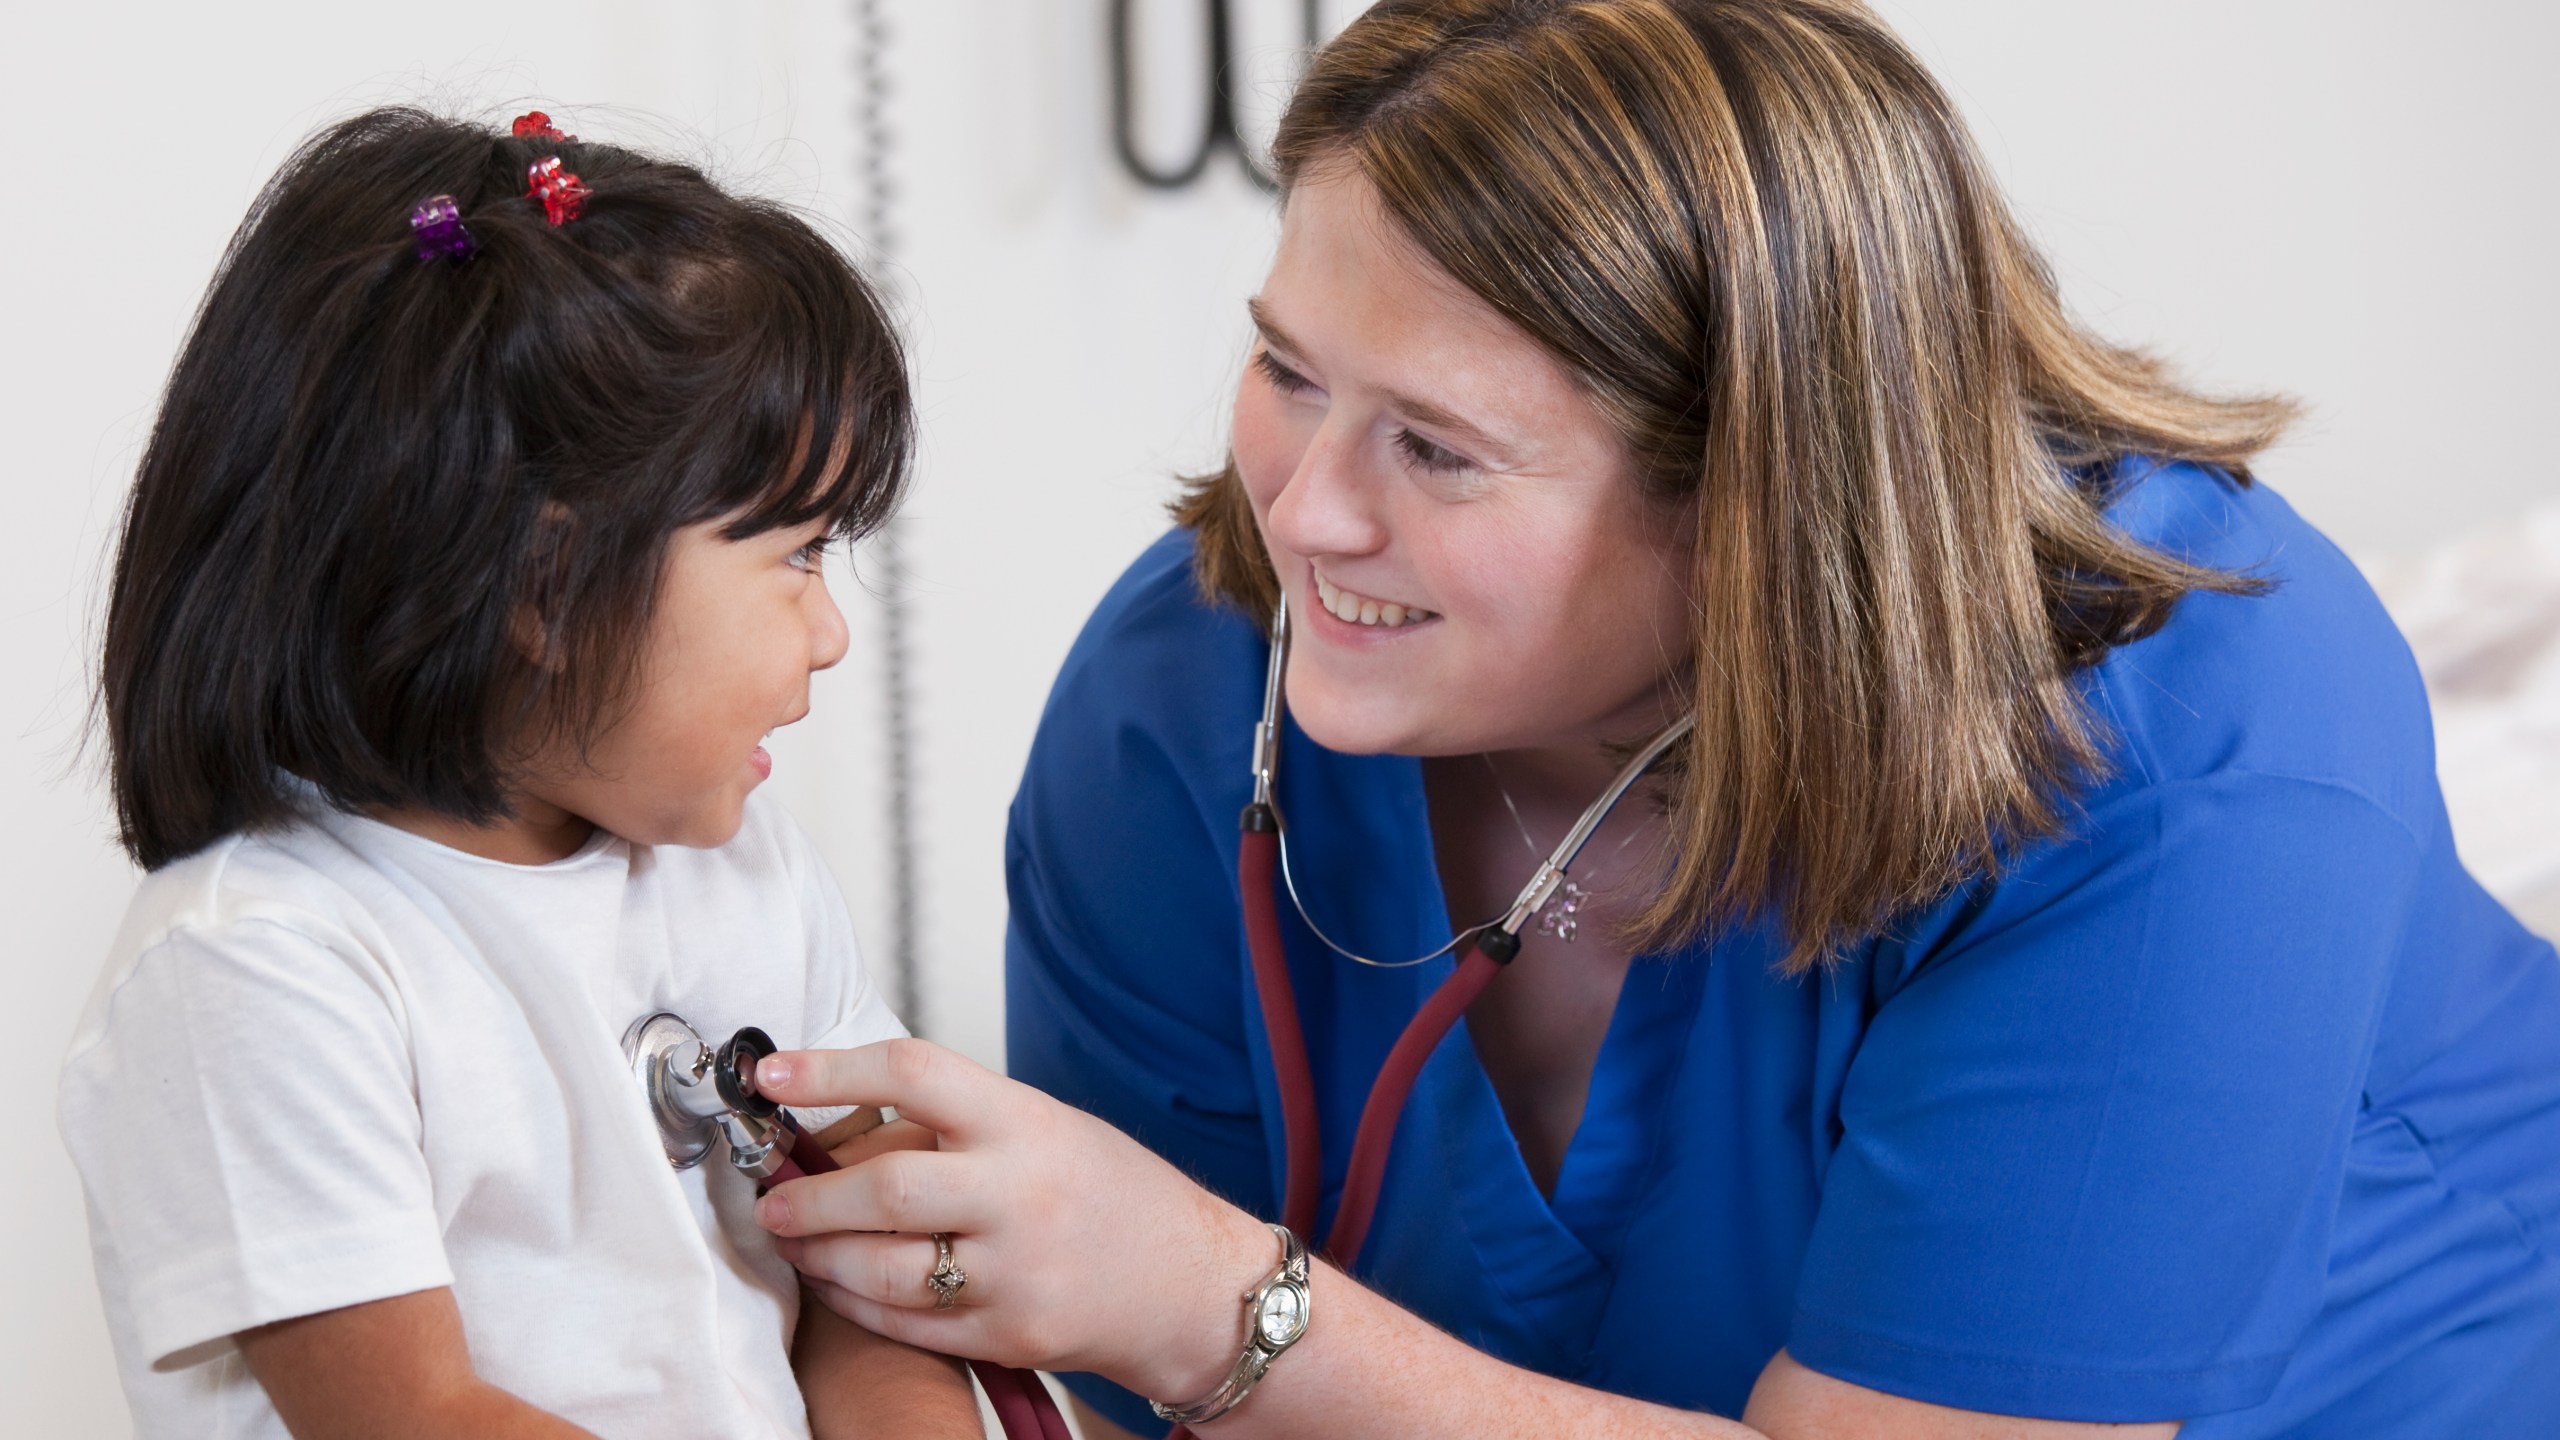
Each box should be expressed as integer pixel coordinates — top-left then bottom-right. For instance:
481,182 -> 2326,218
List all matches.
808,576 -> 850,673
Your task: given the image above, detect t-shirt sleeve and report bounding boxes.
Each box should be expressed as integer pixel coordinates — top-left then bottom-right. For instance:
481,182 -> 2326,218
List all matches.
1787,771 -> 2421,1423
57,919 -> 452,1366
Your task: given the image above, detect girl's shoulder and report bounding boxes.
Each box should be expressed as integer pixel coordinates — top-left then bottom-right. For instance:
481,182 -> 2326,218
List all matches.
105,821 -> 393,980
66,821 -> 412,1092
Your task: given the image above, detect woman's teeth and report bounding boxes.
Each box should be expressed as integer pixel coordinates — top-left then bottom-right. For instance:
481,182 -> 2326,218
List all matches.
1314,573 -> 1437,628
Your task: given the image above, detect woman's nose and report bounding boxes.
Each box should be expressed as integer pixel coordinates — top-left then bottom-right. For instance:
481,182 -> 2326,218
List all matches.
1263,417 -> 1389,561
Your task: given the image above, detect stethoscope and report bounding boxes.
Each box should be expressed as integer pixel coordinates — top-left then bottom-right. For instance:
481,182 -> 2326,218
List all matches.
1109,0 -> 1323,191
1239,600 -> 1695,1264
622,1014 -> 1071,1440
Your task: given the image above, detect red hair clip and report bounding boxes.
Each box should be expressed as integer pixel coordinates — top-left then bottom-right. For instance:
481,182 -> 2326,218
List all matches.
526,155 -> 590,226
511,110 -> 575,143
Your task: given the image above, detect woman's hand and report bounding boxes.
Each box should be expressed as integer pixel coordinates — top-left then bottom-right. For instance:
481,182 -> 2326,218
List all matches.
751,1038 -> 1277,1406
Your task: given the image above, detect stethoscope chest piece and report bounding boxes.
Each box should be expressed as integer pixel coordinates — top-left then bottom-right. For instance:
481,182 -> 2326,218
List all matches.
621,1011 -> 786,1177
623,1012 -> 719,1168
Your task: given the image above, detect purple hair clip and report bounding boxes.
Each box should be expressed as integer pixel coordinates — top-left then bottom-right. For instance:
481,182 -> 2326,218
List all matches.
409,195 -> 475,263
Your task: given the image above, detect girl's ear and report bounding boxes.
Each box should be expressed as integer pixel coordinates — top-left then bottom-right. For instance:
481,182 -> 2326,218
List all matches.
509,502 -> 578,672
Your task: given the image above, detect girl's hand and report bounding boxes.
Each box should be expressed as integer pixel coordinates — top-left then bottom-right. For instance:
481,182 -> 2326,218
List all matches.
751,1039 -> 1277,1406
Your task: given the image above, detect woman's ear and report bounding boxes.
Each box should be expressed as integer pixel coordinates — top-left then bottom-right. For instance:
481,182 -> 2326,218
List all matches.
509,501 -> 578,672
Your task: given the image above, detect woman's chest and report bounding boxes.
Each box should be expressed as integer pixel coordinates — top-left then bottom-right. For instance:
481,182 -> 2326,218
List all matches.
1461,938 -> 1636,1194
1337,929 -> 1878,1409
1419,756 -> 1671,1193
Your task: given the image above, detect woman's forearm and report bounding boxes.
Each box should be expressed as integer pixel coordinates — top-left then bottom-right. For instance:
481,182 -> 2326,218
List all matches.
752,1044 -> 2164,1440
1181,1261 -> 1754,1440
1157,1261 -> 2173,1440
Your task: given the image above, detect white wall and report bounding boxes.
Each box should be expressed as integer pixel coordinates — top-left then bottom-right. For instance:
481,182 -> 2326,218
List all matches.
1873,0 -> 2560,547
6,2 -> 2553,1431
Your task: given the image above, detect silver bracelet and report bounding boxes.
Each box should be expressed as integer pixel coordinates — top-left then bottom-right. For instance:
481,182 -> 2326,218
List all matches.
1149,1223 -> 1312,1427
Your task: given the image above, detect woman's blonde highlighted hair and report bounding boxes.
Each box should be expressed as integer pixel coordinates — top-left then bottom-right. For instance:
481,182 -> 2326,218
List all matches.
1178,0 -> 2296,968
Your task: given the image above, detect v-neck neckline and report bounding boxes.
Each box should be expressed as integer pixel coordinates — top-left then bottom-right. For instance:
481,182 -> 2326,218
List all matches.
1397,752 -> 1711,1269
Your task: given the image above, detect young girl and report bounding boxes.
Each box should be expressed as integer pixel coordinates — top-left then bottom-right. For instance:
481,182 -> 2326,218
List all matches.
59,107 -> 982,1439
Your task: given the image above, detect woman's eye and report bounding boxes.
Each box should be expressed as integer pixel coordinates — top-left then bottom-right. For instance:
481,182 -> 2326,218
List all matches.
789,538 -> 831,572
1393,428 -> 1472,476
1254,350 -> 1316,395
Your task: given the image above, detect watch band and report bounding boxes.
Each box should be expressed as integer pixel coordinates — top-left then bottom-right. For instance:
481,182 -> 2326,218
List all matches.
1150,1223 -> 1312,1427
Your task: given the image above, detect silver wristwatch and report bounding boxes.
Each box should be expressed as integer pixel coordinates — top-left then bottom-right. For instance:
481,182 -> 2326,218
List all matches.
1150,1223 -> 1312,1427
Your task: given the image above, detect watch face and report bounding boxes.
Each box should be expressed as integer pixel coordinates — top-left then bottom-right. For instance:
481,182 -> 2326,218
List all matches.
1257,1281 -> 1308,1348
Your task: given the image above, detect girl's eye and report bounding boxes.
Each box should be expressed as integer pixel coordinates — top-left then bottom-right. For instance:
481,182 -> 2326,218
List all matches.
1393,428 -> 1472,476
1253,350 -> 1316,396
789,538 -> 831,572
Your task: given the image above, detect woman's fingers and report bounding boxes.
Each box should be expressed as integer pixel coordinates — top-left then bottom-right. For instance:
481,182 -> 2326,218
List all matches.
808,1276 -> 993,1362
803,1104 -> 888,1150
757,1038 -> 999,1140
759,1146 -> 988,1238
784,1230 -> 978,1311
825,1115 -> 941,1170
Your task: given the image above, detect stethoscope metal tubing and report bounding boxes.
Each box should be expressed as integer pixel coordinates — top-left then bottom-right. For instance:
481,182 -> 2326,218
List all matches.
1257,600 -> 1692,966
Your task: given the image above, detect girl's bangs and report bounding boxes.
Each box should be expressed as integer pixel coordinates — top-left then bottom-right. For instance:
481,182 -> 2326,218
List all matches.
702,225 -> 911,543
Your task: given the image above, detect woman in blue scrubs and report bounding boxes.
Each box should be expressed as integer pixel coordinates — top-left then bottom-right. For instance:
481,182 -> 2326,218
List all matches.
753,2 -> 2560,1435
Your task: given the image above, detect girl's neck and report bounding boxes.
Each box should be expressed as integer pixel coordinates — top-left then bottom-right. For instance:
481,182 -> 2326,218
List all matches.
372,793 -> 597,866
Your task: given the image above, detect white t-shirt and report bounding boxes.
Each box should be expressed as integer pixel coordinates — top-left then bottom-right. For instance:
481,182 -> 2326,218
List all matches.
57,789 -> 906,1440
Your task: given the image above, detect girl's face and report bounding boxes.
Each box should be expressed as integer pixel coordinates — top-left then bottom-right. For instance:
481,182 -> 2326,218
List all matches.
1232,165 -> 1695,758
523,515 -> 848,850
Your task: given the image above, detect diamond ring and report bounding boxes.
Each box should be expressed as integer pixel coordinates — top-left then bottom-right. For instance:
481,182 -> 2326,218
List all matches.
928,1232 -> 968,1309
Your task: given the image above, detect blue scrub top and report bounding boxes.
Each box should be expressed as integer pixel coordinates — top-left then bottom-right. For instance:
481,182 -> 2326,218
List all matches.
1003,462 -> 2560,1437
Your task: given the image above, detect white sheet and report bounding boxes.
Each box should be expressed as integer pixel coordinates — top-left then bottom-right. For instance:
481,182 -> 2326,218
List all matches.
2363,504 -> 2560,938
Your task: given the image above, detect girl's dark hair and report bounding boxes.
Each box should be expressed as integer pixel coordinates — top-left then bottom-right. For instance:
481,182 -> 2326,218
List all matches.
102,106 -> 912,869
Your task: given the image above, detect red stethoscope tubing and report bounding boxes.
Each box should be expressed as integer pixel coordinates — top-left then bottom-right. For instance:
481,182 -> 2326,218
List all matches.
1161,825 -> 1492,1440
1239,824 -> 1322,1239
974,1361 -> 1076,1440
764,1119 -> 1070,1440
1238,819 -> 1502,1267
1200,618 -> 1675,1436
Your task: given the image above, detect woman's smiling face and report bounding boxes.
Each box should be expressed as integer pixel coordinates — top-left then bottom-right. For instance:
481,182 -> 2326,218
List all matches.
1232,163 -> 1695,759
